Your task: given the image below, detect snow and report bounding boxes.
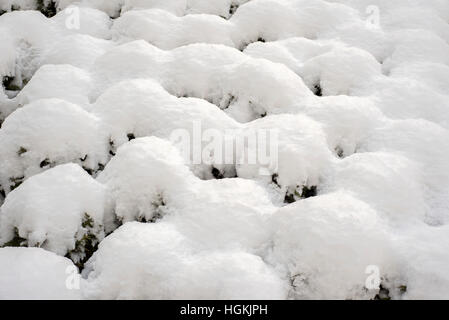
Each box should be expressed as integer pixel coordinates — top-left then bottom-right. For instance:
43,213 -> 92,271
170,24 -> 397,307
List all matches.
235,114 -> 331,194
98,137 -> 276,250
17,64 -> 93,108
303,95 -> 385,158
322,152 -> 427,226
0,99 -> 108,193
112,9 -> 234,49
92,78 -> 239,150
361,119 -> 449,226
97,137 -> 196,224
1,0 -> 449,300
269,191 -> 397,300
0,164 -> 108,258
0,0 -> 37,12
82,221 -> 287,299
41,34 -> 114,70
52,6 -> 112,39
0,247 -> 81,299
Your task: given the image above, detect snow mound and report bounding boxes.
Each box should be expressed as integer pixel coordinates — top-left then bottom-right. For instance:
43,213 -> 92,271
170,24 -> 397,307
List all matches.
0,247 -> 81,300
322,152 -> 426,225
97,137 -> 195,224
112,9 -> 234,49
269,191 -> 397,300
52,6 -> 112,39
361,119 -> 449,225
99,137 -> 277,250
0,164 -> 108,261
17,64 -> 92,108
0,98 -> 108,194
82,221 -> 288,299
236,114 -> 332,198
90,40 -> 313,120
92,78 -> 239,150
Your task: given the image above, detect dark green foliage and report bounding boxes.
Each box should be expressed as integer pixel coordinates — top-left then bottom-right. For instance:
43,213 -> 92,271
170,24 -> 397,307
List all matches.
2,228 -> 27,248
127,133 -> 136,141
335,146 -> 344,158
374,284 -> 391,300
272,173 -> 318,204
9,176 -> 24,191
82,163 -> 105,176
301,186 -> 317,198
68,233 -> 99,270
239,37 -> 267,51
39,158 -> 51,168
37,0 -> 57,18
284,186 -> 317,204
313,83 -> 322,96
271,173 -> 279,185
284,193 -> 296,204
17,147 -> 27,156
97,163 -> 105,171
212,167 -> 224,179
137,194 -> 166,223
82,213 -> 94,229
2,76 -> 21,91
67,213 -> 101,270
82,166 -> 93,176
229,3 -> 239,15
109,139 -> 116,156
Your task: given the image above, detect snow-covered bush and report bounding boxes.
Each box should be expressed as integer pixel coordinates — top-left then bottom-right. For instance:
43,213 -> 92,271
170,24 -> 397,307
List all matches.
112,9 -> 234,49
236,114 -> 331,201
0,164 -> 109,267
92,78 -> 239,150
82,221 -> 288,299
97,137 -> 195,224
98,137 -> 277,251
1,0 -> 448,300
361,119 -> 449,226
41,34 -> 114,69
322,152 -> 426,225
304,95 -> 385,158
89,40 -> 314,121
52,5 -> 112,39
269,191 -> 398,300
0,99 -> 108,194
17,64 -> 93,108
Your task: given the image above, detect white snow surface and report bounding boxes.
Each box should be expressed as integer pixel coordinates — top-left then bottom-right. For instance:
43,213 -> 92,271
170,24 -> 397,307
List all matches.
0,163 -> 109,256
0,247 -> 81,299
0,0 -> 448,299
